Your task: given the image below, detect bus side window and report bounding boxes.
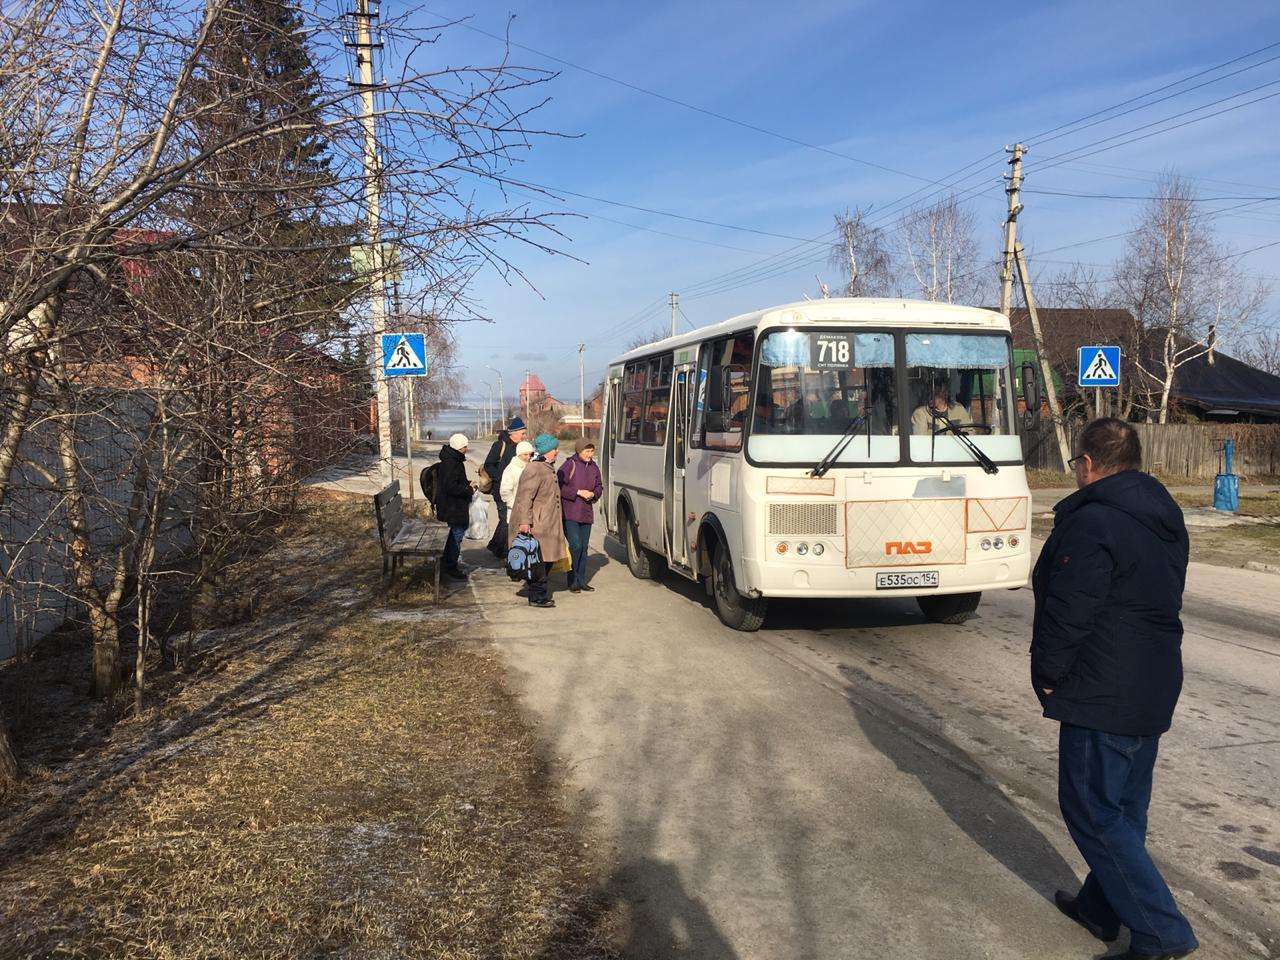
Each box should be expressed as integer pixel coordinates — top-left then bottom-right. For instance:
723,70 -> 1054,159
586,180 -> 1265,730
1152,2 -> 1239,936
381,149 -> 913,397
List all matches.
622,360 -> 647,443
703,332 -> 753,452
642,354 -> 673,445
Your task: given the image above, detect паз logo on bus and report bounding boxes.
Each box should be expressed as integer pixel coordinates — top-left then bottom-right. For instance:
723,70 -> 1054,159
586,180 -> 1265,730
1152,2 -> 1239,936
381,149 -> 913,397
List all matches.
885,540 -> 932,555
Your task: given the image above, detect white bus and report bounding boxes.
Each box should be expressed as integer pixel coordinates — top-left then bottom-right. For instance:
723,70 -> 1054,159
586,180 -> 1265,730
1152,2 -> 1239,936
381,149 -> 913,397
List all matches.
599,298 -> 1036,631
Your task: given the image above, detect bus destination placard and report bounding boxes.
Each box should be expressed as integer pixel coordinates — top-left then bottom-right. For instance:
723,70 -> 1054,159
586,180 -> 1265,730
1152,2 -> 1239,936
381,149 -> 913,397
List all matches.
810,332 -> 853,369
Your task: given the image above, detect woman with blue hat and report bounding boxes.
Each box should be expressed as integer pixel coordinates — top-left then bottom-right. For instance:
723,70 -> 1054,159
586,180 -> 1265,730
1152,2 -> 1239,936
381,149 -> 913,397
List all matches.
509,433 -> 568,607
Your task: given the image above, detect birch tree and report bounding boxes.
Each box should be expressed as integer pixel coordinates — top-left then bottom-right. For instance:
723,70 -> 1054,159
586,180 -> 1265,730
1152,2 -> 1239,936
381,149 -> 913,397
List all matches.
896,194 -> 986,304
1114,173 -> 1270,423
828,207 -> 892,297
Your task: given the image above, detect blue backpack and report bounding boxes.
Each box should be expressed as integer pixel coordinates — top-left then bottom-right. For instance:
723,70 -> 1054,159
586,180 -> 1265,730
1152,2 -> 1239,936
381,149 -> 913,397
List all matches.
506,532 -> 543,581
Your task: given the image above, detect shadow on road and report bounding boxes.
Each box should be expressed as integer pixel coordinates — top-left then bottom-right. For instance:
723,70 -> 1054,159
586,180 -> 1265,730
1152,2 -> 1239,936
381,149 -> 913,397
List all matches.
538,857 -> 740,960
839,664 -> 1079,905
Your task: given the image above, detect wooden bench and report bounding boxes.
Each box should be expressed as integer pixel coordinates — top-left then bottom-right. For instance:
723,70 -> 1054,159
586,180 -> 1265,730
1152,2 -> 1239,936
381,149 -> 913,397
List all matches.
373,480 -> 451,601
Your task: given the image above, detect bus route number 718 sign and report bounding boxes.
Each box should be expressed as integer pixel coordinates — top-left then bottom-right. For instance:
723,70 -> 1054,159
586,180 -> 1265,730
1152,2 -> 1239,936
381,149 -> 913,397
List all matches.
811,333 -> 853,369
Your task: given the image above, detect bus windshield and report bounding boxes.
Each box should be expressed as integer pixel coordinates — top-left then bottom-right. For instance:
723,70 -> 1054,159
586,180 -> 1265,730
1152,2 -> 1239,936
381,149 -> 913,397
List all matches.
747,328 -> 1021,466
749,329 -> 899,464
905,332 -> 1020,464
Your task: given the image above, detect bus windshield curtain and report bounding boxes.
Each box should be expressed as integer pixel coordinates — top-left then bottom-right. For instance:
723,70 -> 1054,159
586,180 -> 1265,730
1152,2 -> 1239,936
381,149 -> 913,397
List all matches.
904,333 -> 1007,368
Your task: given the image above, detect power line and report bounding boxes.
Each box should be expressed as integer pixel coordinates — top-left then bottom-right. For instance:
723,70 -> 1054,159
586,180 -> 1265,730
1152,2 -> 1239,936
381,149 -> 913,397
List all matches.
1023,188 -> 1280,202
1035,80 -> 1280,172
431,10 -> 937,184
1024,44 -> 1280,149
500,176 -> 817,242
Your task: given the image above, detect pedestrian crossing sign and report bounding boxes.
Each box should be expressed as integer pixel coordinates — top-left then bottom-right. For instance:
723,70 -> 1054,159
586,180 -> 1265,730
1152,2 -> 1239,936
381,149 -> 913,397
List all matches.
381,332 -> 428,377
1077,345 -> 1120,388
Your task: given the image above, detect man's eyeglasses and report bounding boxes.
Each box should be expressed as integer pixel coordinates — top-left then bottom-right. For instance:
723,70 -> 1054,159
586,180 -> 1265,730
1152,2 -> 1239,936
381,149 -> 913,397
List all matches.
1067,454 -> 1086,470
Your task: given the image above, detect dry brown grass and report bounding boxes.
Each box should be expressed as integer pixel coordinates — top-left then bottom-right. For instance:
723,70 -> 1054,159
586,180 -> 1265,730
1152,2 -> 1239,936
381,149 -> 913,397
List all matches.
0,500 -> 618,959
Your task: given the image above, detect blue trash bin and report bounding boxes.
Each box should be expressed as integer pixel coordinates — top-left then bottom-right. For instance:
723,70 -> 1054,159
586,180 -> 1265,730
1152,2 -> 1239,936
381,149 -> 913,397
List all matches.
1213,439 -> 1239,513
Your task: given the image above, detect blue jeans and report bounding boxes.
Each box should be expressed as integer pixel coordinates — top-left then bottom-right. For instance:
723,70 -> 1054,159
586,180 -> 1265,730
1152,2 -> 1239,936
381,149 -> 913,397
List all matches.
443,524 -> 467,570
563,520 -> 592,588
1058,724 -> 1198,956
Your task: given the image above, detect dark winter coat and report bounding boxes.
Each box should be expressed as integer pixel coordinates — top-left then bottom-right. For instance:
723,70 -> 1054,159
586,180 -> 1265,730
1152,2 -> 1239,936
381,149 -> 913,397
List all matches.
1031,470 -> 1189,736
483,432 -> 519,486
434,445 -> 473,527
557,455 -> 604,524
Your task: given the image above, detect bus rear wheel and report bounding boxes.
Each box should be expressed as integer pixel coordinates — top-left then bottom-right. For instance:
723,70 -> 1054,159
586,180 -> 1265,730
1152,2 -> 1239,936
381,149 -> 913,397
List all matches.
624,509 -> 662,580
917,592 -> 982,624
711,543 -> 767,632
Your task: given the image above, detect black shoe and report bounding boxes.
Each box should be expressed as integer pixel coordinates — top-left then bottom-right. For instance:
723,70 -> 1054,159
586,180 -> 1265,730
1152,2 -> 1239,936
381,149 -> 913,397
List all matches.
569,584 -> 581,594
443,566 -> 469,580
579,583 -> 595,592
1054,891 -> 1119,943
528,597 -> 555,608
1106,950 -> 1197,960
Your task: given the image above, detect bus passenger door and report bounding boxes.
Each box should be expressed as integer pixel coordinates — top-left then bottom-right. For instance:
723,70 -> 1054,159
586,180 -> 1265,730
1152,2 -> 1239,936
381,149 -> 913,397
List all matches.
601,369 -> 623,534
666,364 -> 695,572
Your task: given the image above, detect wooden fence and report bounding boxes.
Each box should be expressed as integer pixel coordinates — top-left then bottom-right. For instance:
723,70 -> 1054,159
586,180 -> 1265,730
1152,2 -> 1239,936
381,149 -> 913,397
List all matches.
1020,420 -> 1280,478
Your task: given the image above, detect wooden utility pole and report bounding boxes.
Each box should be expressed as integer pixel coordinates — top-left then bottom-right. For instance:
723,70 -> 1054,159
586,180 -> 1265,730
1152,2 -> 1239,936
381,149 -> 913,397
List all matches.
669,292 -> 679,337
578,342 -> 586,438
1014,242 -> 1072,469
1001,143 -> 1072,471
349,0 -> 394,481
999,144 -> 1024,318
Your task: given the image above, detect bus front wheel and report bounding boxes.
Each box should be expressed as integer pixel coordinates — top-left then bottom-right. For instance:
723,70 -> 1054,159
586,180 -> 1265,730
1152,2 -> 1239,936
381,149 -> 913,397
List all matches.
624,509 -> 662,580
917,592 -> 981,624
711,544 -> 767,632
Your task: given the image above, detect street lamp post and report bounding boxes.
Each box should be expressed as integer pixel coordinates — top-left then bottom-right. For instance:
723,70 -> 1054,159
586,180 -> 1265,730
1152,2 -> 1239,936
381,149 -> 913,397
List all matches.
485,366 -> 505,427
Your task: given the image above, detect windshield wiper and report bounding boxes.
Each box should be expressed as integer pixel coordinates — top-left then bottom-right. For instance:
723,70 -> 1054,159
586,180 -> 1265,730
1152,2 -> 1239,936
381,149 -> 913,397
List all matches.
811,414 -> 868,478
930,408 -> 999,475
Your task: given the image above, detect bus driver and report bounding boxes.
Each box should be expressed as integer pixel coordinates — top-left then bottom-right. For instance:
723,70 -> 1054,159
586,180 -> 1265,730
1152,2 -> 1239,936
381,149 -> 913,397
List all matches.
911,384 -> 971,435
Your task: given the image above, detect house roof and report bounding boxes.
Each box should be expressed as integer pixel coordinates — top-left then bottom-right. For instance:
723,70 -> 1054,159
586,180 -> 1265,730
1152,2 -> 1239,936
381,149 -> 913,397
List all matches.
520,373 -> 548,394
1153,343 -> 1280,417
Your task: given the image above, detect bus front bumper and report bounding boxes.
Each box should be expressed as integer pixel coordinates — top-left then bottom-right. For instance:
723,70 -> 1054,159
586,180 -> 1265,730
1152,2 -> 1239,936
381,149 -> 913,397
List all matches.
741,552 -> 1031,599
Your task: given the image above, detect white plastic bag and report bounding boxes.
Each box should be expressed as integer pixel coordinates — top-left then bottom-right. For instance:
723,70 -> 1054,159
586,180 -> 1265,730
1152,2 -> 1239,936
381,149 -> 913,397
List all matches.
466,492 -> 490,540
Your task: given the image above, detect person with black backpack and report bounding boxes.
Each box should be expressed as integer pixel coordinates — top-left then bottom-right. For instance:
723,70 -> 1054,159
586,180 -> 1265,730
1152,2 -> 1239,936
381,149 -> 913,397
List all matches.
483,417 -> 526,557
435,434 -> 477,579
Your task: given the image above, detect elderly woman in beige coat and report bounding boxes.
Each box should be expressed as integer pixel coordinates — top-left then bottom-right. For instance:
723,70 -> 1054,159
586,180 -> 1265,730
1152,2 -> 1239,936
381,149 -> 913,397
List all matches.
509,433 -> 568,607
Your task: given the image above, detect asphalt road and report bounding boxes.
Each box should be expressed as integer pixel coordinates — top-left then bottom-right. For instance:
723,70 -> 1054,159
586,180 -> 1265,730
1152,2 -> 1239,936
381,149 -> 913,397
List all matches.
454,466 -> 1278,959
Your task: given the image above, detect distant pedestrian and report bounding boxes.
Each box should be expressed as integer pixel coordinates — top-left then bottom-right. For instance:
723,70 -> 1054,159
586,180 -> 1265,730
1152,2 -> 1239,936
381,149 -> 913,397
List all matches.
1032,418 -> 1197,960
510,433 -> 567,608
499,440 -> 535,512
484,417 -> 527,557
434,434 -> 477,580
557,438 -> 603,593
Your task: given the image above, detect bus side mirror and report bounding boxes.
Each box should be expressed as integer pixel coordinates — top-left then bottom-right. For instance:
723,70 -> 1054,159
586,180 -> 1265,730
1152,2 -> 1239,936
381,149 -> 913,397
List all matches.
1021,362 -> 1040,417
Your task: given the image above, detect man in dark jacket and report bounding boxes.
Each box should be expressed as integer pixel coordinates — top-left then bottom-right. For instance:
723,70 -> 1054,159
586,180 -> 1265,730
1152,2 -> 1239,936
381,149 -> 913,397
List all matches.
484,417 -> 526,557
1032,418 -> 1197,960
435,434 -> 476,579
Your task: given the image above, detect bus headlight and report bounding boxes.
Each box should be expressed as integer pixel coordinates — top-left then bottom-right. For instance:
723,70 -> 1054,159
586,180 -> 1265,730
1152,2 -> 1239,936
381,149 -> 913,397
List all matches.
796,542 -> 809,556
1008,535 -> 1020,549
812,542 -> 825,557
993,537 -> 1004,550
981,538 -> 992,551
776,542 -> 789,555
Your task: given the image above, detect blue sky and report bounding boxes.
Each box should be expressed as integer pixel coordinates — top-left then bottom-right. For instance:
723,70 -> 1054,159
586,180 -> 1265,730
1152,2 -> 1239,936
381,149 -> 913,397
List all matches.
398,0 -> 1280,404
